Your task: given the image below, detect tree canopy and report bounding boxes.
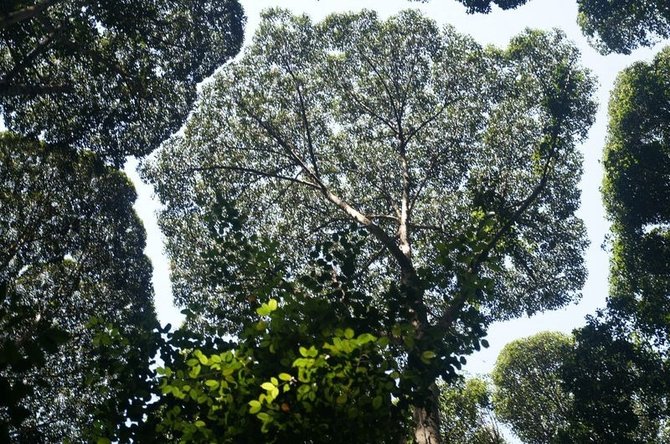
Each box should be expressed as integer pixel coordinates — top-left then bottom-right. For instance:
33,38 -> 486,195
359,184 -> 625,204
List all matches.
144,8 -> 595,442
491,331 -> 573,444
439,377 -> 506,443
602,46 -> 670,343
435,0 -> 670,54
577,0 -> 670,54
0,132 -> 158,441
0,0 -> 245,165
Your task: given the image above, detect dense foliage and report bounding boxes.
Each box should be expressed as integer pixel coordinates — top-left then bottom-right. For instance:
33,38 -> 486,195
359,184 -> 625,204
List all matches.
0,0 -> 244,165
0,133 -> 158,441
433,0 -> 670,54
439,377 -> 506,443
562,319 -> 669,443
577,0 -> 670,54
603,46 -> 670,343
491,332 -> 573,443
144,8 -> 595,441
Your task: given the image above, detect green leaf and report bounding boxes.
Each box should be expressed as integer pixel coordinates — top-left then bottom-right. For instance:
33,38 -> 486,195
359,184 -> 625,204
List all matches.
422,350 -> 436,360
249,400 -> 262,414
372,395 -> 383,410
257,412 -> 272,423
344,328 -> 355,339
261,382 -> 276,391
205,380 -> 219,389
278,372 -> 292,381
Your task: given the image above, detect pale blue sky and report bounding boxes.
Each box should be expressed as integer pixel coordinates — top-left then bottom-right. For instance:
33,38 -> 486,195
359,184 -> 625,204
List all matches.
126,0 -> 670,376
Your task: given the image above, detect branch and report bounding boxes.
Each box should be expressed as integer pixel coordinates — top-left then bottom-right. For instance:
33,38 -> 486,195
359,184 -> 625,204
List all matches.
285,65 -> 321,178
321,188 -> 412,273
360,52 -> 403,135
438,103 -> 569,329
236,100 -> 320,185
369,214 -> 399,223
0,0 -> 62,29
1,22 -> 65,89
187,164 -> 319,189
0,82 -> 72,97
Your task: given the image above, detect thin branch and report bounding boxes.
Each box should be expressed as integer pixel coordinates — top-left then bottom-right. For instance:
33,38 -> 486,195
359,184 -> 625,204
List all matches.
360,52 -> 402,134
285,65 -> 321,179
369,214 -> 399,223
236,100 -> 319,185
336,79 -> 397,133
186,164 -> 319,189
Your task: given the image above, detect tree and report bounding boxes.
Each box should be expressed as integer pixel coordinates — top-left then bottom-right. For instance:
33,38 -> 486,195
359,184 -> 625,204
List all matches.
0,0 -> 244,165
491,328 -> 668,443
142,211 -> 410,442
439,377 -> 506,443
602,46 -> 670,343
577,0 -> 670,54
560,319 -> 669,443
554,44 -> 670,444
143,9 -> 595,442
423,0 -> 670,54
0,132 -> 158,442
452,0 -> 529,14
491,332 -> 573,444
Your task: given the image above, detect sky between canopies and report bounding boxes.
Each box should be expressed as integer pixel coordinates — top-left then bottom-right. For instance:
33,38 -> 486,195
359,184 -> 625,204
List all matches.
125,0 -> 670,375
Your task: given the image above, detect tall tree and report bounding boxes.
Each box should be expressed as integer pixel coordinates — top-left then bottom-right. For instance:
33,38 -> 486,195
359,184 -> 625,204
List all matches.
143,9 -> 595,442
561,319 -> 669,443
1,0 -> 244,165
602,46 -> 670,342
577,0 -> 670,54
0,132 -> 158,442
491,328 -> 668,443
556,44 -> 670,444
491,332 -> 573,444
428,0 -> 670,54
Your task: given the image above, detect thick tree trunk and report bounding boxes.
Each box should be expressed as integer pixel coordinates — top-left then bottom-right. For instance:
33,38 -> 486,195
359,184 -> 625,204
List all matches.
401,268 -> 443,444
413,389 -> 442,444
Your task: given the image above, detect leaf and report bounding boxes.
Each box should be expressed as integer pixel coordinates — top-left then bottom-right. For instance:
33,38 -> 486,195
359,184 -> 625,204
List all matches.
205,380 -> 219,390
257,412 -> 272,423
372,395 -> 383,410
248,400 -> 262,414
261,382 -> 276,391
421,350 -> 436,362
344,328 -> 355,339
278,372 -> 292,381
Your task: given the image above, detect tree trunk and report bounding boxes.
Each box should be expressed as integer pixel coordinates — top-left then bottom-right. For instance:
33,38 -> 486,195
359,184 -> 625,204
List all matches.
413,389 -> 442,444
400,268 -> 443,444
